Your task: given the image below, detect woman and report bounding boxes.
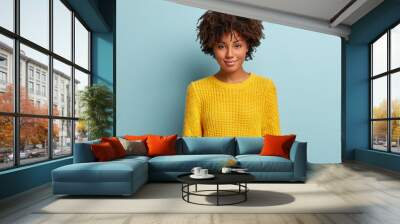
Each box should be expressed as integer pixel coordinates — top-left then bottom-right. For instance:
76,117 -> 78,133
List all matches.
183,10 -> 280,137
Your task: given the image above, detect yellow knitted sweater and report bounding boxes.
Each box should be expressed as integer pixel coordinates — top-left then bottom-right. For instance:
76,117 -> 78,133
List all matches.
182,73 -> 280,137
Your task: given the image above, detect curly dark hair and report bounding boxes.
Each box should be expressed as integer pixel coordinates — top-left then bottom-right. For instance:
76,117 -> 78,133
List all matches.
196,11 -> 265,61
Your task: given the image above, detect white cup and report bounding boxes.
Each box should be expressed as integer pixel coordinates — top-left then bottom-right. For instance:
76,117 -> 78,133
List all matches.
200,169 -> 208,176
191,167 -> 202,176
221,167 -> 232,174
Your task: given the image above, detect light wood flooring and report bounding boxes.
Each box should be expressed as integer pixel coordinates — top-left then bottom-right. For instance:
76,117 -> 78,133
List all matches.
1,161 -> 400,224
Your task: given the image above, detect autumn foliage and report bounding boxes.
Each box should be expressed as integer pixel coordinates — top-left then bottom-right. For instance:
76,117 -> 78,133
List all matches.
372,99 -> 400,141
0,84 -> 59,150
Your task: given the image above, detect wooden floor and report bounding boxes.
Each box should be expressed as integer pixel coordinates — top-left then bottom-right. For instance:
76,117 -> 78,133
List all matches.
1,162 -> 400,224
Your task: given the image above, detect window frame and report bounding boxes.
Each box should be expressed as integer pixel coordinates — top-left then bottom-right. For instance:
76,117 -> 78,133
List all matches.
370,20 -> 400,154
0,0 -> 92,171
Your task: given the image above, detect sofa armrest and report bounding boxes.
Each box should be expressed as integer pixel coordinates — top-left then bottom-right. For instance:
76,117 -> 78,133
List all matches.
289,141 -> 307,181
73,140 -> 100,163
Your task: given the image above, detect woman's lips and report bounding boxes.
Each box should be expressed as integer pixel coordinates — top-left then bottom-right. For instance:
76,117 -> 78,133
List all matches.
224,60 -> 237,66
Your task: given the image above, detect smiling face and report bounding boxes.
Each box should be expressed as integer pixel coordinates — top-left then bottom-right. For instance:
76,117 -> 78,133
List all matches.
212,31 -> 249,74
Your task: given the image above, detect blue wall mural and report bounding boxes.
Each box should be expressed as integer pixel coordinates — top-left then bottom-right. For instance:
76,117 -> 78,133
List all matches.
116,0 -> 342,163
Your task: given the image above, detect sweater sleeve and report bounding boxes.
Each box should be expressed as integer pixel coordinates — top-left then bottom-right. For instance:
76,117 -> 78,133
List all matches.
262,80 -> 281,136
182,83 -> 202,137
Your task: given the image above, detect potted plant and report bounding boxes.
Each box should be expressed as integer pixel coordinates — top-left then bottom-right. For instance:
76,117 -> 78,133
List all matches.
79,84 -> 113,140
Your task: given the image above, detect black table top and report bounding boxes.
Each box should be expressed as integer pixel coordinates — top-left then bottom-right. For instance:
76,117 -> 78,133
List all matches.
177,172 -> 255,185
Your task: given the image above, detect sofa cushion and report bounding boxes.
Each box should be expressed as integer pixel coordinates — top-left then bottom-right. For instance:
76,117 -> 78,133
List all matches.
236,155 -> 293,172
235,137 -> 263,155
179,137 -> 235,155
148,154 -> 235,172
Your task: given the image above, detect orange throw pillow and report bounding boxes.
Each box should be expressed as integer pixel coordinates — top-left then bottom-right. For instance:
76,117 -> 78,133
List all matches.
91,142 -> 117,161
124,135 -> 149,141
146,134 -> 177,157
260,134 -> 296,159
101,137 -> 127,158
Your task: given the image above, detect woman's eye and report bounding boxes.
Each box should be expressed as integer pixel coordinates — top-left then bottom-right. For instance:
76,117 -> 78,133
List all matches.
235,44 -> 241,48
217,45 -> 224,49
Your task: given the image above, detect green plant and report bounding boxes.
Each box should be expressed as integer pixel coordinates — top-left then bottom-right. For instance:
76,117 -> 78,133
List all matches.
79,84 -> 113,140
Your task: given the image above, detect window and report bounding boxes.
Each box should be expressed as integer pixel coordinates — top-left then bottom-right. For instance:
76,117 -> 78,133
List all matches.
35,70 -> 40,81
0,55 -> 7,67
53,59 -> 71,117
75,17 -> 89,70
35,83 -> 40,95
42,85 -> 46,97
0,71 -> 6,84
0,35 -> 13,104
29,67 -> 34,80
0,54 -> 7,88
371,23 -> 400,154
28,81 -> 34,94
20,0 -> 49,49
0,0 -> 91,170
0,0 -> 14,32
53,0 -> 72,60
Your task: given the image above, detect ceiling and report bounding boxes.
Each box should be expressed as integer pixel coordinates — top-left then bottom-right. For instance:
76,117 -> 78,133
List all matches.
168,0 -> 384,39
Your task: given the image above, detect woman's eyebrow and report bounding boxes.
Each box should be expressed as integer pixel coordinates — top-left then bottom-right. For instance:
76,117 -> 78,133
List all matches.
218,40 -> 242,44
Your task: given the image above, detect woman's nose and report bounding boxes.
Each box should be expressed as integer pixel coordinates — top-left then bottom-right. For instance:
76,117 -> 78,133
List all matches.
225,47 -> 233,58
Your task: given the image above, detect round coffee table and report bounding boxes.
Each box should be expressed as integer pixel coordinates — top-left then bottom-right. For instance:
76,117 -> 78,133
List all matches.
177,172 -> 255,206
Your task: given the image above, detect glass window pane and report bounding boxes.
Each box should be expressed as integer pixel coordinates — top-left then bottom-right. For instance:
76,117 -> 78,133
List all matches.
0,0 -> 14,31
0,116 -> 14,170
20,0 -> 49,49
74,69 -> 89,118
372,77 -> 387,119
372,121 -> 388,151
20,44 -> 49,115
53,119 -> 72,157
53,0 -> 71,60
392,72 -> 400,118
20,117 -> 49,165
392,120 -> 400,153
391,24 -> 400,70
74,17 -> 89,70
53,59 -> 72,117
372,33 -> 387,76
75,120 -> 88,143
0,34 -> 14,112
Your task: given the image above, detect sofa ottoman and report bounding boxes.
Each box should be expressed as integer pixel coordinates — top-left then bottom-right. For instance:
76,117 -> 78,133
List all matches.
52,155 -> 149,196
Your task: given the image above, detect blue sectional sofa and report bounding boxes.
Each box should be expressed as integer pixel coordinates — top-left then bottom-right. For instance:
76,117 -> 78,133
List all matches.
52,137 -> 307,196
